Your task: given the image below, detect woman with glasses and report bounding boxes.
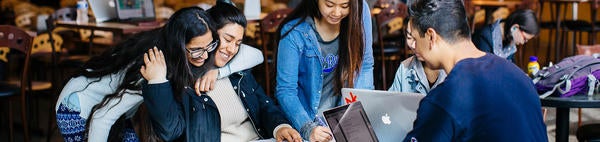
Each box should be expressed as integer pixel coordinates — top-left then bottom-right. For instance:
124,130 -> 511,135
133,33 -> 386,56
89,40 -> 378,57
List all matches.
54,7 -> 260,141
140,2 -> 301,141
388,19 -> 446,94
472,9 -> 539,62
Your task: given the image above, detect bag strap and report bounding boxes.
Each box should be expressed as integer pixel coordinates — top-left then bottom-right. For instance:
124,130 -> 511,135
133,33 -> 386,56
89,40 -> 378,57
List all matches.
539,74 -> 569,98
588,74 -> 597,96
539,60 -> 600,98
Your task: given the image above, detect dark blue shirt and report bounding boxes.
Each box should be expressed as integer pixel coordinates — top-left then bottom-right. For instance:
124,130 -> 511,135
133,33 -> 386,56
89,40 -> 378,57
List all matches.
404,53 -> 548,142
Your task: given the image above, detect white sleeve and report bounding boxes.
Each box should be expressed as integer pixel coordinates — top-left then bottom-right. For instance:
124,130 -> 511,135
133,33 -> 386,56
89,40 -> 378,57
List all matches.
272,124 -> 293,139
87,91 -> 143,142
217,44 -> 264,79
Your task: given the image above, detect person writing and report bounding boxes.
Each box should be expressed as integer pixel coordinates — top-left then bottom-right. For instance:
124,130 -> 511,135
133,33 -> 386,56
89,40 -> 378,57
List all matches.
275,0 -> 374,141
472,9 -> 539,62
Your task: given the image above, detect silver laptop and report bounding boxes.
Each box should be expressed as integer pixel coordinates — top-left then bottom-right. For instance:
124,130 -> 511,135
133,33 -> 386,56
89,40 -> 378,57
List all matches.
89,0 -> 117,22
323,101 -> 379,142
90,0 -> 155,22
114,0 -> 155,20
341,88 -> 425,142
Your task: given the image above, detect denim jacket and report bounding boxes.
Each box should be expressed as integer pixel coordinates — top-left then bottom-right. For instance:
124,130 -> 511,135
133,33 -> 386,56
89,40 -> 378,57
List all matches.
472,20 -> 517,62
388,56 -> 446,94
275,2 -> 374,139
143,70 -> 289,141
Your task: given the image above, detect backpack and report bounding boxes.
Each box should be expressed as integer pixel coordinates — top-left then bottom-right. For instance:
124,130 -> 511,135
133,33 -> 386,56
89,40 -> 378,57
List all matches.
533,55 -> 600,98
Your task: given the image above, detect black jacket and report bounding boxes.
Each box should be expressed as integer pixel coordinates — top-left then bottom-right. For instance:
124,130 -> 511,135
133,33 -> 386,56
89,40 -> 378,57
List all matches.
142,70 -> 289,141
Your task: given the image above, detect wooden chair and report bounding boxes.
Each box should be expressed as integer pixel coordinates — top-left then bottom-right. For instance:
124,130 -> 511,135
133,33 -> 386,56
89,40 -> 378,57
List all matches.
374,3 -> 408,89
259,8 -> 292,97
15,12 -> 35,31
0,25 -> 33,142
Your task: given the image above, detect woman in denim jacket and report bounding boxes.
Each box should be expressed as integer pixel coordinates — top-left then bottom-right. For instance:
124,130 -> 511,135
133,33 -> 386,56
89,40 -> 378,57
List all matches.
275,0 -> 374,141
389,20 -> 446,94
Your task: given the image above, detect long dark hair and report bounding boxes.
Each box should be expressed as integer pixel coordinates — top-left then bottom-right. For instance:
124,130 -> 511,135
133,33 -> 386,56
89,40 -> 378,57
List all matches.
502,9 -> 539,46
205,1 -> 248,66
276,0 -> 365,95
79,7 -> 215,139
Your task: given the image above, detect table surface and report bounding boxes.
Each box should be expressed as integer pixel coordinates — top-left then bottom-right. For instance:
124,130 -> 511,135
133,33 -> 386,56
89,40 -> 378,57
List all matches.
471,0 -> 522,7
546,0 -> 589,3
55,21 -> 163,34
541,95 -> 600,108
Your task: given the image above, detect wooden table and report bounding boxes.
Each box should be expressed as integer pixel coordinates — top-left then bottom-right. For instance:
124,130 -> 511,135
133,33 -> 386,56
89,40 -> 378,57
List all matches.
541,95 -> 600,142
55,21 -> 163,49
471,0 -> 522,24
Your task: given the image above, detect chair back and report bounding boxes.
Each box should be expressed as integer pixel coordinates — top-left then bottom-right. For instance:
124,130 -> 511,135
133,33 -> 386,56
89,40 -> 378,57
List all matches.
374,3 -> 408,89
260,8 -> 293,34
53,8 -> 77,22
259,8 -> 292,97
375,3 -> 408,36
0,25 -> 33,91
0,25 -> 33,142
32,33 -> 63,54
577,44 -> 600,56
15,12 -> 35,30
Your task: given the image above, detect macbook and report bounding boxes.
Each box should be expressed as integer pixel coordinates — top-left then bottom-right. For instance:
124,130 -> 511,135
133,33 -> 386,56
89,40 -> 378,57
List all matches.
323,101 -> 379,142
341,88 -> 425,142
89,0 -> 155,23
89,0 -> 117,22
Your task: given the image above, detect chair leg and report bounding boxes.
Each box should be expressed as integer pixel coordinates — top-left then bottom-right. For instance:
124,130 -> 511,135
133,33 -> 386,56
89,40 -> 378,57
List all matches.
542,108 -> 547,122
9,100 -> 14,142
578,108 -> 582,127
21,94 -> 29,142
46,99 -> 55,142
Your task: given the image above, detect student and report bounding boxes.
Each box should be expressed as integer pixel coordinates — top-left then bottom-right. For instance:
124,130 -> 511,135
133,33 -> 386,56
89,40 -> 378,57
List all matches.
275,0 -> 374,141
472,9 -> 539,62
388,19 -> 446,93
54,7 -> 254,141
403,0 -> 547,141
140,2 -> 301,142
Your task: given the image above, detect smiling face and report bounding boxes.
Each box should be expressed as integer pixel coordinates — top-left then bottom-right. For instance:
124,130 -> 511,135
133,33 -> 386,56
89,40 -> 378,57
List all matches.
214,23 -> 244,67
318,0 -> 350,25
186,31 -> 214,67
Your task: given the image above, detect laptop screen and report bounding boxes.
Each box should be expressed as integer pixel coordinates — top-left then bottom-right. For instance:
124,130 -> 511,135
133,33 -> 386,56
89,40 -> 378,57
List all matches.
323,101 -> 379,142
115,0 -> 155,20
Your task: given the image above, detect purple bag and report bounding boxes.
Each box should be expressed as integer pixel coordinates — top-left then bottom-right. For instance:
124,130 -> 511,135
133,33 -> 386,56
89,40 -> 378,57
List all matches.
534,55 -> 600,98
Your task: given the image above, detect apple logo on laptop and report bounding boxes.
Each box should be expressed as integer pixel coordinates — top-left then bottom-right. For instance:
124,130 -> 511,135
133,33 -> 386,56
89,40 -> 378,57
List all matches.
382,113 -> 392,125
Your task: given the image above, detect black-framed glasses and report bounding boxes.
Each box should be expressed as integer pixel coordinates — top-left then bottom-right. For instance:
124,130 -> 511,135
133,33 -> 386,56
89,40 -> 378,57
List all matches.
186,39 -> 219,59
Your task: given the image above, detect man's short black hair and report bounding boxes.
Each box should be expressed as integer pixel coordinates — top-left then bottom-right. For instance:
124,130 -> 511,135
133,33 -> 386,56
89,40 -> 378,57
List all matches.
409,0 -> 471,43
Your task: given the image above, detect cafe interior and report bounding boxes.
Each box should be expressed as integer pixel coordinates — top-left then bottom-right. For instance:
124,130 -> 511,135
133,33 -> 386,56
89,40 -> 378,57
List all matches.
0,0 -> 600,141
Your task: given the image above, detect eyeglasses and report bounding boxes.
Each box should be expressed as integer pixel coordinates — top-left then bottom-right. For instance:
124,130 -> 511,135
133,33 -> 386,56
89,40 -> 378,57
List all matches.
186,39 -> 219,59
518,29 -> 530,43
